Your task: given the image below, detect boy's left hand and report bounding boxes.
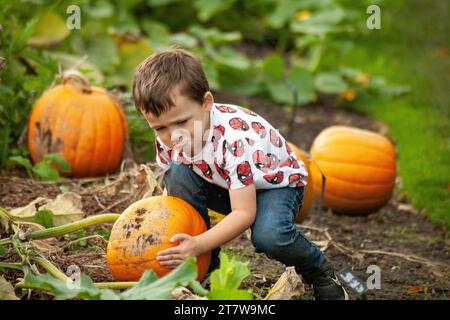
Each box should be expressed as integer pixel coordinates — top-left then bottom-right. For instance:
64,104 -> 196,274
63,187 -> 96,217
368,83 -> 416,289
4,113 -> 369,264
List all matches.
156,234 -> 203,268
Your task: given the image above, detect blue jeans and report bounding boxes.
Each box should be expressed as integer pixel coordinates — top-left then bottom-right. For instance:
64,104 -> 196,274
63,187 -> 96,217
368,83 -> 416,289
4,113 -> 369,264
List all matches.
163,163 -> 326,279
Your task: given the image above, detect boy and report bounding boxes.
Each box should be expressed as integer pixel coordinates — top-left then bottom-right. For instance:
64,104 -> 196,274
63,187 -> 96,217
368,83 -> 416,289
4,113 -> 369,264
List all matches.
132,49 -> 348,300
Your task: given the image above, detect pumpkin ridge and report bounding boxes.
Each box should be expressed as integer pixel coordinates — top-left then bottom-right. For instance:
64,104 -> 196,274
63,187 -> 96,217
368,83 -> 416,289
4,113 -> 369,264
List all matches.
316,159 -> 396,172
314,144 -> 395,163
316,174 -> 395,188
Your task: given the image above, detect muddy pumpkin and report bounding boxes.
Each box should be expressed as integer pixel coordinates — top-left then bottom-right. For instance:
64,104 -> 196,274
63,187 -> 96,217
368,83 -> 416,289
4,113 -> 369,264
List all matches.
27,71 -> 128,178
106,196 -> 211,281
287,142 -> 315,223
310,125 -> 397,215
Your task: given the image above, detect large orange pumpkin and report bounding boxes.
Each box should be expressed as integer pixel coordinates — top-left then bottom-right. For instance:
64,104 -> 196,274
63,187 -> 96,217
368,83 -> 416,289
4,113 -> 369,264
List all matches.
106,196 -> 211,281
27,71 -> 128,177
310,125 -> 396,215
287,143 -> 315,223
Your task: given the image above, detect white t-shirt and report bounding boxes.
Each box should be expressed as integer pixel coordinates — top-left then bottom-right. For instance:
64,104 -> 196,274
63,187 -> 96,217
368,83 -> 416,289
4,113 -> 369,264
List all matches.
155,103 -> 308,190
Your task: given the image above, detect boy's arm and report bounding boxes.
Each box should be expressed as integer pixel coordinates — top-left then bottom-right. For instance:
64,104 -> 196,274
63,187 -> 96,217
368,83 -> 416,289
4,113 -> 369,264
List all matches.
196,184 -> 256,251
157,184 -> 256,268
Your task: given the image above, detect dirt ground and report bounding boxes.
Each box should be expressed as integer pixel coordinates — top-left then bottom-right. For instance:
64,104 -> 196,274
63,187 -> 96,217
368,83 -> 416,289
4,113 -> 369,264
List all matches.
1,93 -> 449,300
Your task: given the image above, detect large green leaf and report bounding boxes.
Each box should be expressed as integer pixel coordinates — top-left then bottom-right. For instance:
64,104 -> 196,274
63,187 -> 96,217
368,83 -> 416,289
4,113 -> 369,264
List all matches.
32,210 -> 55,229
141,21 -> 170,51
207,252 -> 252,300
169,33 -> 198,49
291,8 -> 346,35
22,256 -> 204,300
261,54 -> 285,82
287,66 -> 315,104
189,25 -> 241,46
214,47 -> 251,70
28,11 -> 70,47
315,72 -> 348,94
194,0 -> 236,22
121,256 -> 206,299
83,34 -> 119,73
23,272 -> 120,300
43,153 -> 71,174
111,39 -> 154,87
32,162 -> 61,182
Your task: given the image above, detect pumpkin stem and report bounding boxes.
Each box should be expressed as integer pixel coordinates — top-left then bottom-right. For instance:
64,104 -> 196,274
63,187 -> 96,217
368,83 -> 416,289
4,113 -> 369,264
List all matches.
61,69 -> 92,93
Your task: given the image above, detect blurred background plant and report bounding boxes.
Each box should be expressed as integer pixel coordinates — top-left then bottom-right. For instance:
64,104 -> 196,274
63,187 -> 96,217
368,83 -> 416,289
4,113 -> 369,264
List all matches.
0,0 -> 404,166
1,0 -> 448,225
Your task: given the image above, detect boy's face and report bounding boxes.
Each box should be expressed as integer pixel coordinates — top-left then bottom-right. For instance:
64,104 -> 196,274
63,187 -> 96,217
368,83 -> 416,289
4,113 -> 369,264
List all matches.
143,86 -> 213,156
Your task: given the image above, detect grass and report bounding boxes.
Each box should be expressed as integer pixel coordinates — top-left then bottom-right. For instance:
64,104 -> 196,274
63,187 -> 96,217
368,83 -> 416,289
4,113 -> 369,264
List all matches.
335,1 -> 450,227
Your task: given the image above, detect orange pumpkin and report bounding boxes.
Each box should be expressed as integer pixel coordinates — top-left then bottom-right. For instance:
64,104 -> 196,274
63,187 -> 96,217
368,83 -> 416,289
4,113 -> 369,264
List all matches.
287,143 -> 315,223
27,71 -> 128,177
310,125 -> 396,215
106,196 -> 211,281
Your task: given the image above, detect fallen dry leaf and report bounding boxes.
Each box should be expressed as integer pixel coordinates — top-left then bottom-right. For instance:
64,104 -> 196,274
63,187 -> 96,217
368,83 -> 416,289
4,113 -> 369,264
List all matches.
171,287 -> 208,300
9,192 -> 85,226
264,267 -> 305,300
0,276 -> 19,300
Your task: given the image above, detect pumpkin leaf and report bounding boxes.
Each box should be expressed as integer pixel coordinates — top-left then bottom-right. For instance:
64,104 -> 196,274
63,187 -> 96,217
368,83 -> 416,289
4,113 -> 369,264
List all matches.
21,256 -> 202,300
23,271 -> 120,300
43,153 -> 71,174
121,256 -> 202,299
193,0 -> 237,22
0,246 -> 6,255
32,210 -> 54,229
28,11 -> 71,47
261,54 -> 285,82
32,162 -> 61,182
207,252 -> 253,300
8,155 -> 33,177
315,72 -> 348,94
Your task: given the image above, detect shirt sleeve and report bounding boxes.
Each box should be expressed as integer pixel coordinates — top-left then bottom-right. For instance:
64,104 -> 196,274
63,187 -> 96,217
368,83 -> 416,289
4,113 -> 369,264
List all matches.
219,137 -> 254,190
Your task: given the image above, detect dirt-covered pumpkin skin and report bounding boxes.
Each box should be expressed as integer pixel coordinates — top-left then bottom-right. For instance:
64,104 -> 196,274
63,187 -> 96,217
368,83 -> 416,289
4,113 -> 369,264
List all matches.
106,196 -> 211,281
310,125 -> 397,215
287,143 -> 315,223
27,78 -> 128,178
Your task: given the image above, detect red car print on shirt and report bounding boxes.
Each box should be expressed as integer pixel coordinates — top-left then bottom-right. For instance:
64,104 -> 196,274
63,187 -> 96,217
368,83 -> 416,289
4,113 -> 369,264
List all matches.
214,161 -> 231,187
281,156 -> 300,169
229,117 -> 249,131
216,105 -> 237,113
225,139 -> 245,157
269,129 -> 283,148
237,161 -> 253,186
288,173 -> 306,187
251,122 -> 267,138
195,160 -> 213,180
263,171 -> 284,185
252,150 -> 279,173
212,124 -> 225,151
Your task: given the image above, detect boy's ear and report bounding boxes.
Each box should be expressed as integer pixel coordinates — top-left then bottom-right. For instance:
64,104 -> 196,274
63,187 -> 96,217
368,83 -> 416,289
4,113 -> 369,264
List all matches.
203,91 -> 214,111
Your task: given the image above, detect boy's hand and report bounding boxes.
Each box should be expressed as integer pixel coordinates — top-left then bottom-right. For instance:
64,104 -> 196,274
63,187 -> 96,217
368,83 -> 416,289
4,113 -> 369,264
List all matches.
156,234 -> 203,268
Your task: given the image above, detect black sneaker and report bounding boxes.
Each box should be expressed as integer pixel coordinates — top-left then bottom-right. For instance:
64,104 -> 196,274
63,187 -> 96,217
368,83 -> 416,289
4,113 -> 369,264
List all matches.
305,263 -> 349,300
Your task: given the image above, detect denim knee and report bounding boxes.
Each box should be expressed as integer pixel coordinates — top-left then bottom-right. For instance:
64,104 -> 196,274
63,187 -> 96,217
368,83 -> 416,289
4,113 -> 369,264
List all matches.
164,164 -> 203,195
252,224 -> 296,255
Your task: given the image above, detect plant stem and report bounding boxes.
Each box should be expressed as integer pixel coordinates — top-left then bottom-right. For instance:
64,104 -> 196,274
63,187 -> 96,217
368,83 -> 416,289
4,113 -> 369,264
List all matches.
0,262 -> 23,271
94,282 -> 137,290
33,256 -> 69,282
28,214 -> 120,240
0,238 -> 11,246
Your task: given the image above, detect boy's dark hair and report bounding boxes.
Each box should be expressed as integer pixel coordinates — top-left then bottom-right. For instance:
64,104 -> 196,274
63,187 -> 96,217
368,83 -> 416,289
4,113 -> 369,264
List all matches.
132,48 -> 210,117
